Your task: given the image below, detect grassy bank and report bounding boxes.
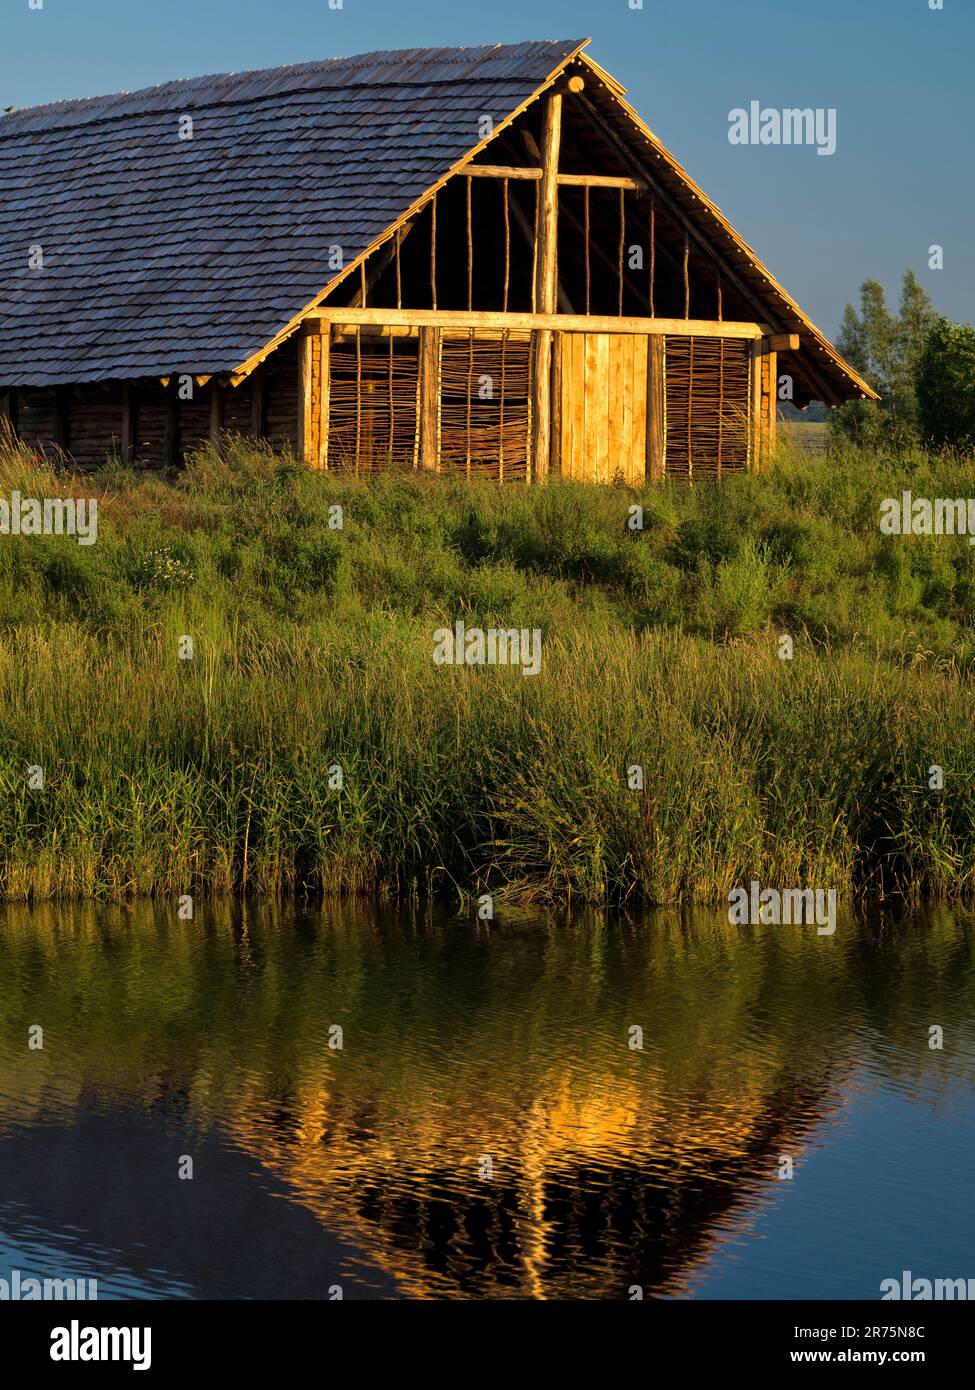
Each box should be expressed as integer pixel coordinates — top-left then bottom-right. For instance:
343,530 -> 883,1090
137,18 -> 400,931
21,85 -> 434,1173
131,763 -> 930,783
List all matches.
1,431 -> 974,905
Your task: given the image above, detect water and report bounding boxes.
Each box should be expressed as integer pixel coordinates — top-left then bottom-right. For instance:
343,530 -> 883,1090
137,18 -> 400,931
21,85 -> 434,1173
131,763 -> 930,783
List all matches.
0,901 -> 973,1300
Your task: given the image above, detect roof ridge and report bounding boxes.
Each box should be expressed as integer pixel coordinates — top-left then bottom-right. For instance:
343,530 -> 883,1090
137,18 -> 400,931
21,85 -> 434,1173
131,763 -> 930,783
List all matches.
0,39 -> 588,130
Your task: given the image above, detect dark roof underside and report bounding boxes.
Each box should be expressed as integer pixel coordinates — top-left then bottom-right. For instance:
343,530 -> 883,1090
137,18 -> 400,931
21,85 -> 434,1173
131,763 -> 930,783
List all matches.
0,41 -> 585,386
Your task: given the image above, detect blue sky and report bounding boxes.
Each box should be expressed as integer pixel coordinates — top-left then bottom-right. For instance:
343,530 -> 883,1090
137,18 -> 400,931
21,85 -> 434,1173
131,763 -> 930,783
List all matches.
1,0 -> 970,338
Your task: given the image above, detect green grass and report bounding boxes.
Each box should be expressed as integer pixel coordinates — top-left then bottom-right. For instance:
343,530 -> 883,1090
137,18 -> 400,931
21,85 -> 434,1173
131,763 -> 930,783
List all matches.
2,429 -> 975,905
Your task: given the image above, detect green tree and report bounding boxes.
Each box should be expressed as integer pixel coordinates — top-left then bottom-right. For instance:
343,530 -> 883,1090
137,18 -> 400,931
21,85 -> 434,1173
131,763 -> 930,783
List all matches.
916,317 -> 975,450
834,269 -> 937,441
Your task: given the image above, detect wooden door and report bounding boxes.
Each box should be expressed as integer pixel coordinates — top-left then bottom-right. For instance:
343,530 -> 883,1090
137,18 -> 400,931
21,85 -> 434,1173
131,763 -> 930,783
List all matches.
554,332 -> 648,484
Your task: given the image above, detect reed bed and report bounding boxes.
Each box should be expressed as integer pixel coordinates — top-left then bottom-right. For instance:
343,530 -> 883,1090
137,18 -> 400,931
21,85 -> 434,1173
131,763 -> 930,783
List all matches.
1,431 -> 974,905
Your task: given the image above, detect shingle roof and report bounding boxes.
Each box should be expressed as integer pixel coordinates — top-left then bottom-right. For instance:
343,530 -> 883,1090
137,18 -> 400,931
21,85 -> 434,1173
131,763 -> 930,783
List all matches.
0,40 -> 587,387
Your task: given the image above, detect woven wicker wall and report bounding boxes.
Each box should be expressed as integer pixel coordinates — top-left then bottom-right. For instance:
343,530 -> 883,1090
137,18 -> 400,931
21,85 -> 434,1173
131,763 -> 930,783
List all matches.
663,336 -> 751,481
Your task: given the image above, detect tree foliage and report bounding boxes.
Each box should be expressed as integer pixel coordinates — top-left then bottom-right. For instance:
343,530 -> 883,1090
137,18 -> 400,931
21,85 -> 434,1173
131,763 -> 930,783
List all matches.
916,317 -> 975,451
833,270 -> 937,443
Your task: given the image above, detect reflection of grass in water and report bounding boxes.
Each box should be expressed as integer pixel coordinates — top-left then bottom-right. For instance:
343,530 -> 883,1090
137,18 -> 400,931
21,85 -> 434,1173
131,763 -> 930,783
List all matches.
2,901 -> 972,1136
2,435 -> 975,905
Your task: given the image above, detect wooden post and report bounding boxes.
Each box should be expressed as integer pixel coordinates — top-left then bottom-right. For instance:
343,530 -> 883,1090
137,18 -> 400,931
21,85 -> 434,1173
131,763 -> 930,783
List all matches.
164,380 -> 180,469
209,380 -> 225,446
532,93 -> 562,483
646,334 -> 666,482
298,336 -> 314,464
318,326 -> 331,470
419,325 -> 441,471
535,95 -> 562,315
250,363 -> 266,438
54,386 -> 71,452
121,381 -> 136,464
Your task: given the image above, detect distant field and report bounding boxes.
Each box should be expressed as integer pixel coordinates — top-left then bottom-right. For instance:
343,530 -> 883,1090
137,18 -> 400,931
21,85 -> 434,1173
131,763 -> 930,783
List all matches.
779,419 -> 829,456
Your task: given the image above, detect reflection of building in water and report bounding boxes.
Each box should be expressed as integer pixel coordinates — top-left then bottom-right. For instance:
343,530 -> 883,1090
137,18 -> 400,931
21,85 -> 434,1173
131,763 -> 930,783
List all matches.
220,1067 -> 835,1299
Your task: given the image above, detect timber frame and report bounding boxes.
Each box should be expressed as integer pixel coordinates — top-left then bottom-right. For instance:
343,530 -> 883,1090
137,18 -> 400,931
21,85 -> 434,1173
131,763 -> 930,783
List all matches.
280,70 -> 802,483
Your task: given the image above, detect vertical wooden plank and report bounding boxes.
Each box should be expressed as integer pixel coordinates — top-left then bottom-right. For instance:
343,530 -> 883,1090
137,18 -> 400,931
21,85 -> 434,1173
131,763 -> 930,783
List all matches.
606,336 -> 624,482
577,334 -> 588,481
550,330 -> 563,478
568,334 -> 586,480
631,334 -> 649,484
620,337 -> 634,482
298,334 -> 314,464
683,233 -> 690,319
646,334 -> 666,482
209,379 -> 225,446
589,334 -> 603,483
164,379 -> 180,469
318,327 -> 331,470
616,337 -> 628,481
120,382 -> 136,464
250,363 -> 266,438
582,333 -> 599,482
532,94 -> 562,483
419,325 -> 441,471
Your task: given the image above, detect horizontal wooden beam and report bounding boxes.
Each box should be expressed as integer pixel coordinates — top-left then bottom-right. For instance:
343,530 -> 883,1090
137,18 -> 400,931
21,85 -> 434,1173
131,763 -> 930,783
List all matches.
769,332 -> 800,352
557,172 -> 646,191
466,163 -> 541,180
463,165 -> 646,193
302,307 -> 763,340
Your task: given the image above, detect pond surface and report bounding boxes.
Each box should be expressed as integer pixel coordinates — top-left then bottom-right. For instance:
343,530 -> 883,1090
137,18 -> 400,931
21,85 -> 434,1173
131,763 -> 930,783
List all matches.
0,901 -> 973,1300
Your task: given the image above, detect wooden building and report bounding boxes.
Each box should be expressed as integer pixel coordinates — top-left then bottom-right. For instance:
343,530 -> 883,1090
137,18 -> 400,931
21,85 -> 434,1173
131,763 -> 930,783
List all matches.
0,39 -> 877,482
